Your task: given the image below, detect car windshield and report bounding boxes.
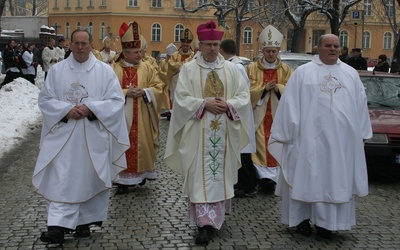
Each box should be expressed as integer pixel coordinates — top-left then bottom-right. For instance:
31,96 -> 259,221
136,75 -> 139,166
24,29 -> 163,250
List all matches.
361,75 -> 400,108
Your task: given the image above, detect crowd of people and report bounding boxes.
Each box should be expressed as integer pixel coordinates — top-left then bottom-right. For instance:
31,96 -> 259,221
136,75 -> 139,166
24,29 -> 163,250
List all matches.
0,21 -> 375,246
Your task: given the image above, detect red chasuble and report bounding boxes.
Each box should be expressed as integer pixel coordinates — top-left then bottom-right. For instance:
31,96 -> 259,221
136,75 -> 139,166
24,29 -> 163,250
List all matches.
263,69 -> 278,167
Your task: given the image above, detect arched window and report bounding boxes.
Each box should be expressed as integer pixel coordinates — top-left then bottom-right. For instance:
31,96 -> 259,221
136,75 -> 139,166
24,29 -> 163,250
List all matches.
152,23 -> 161,42
174,24 -> 184,42
362,31 -> 370,49
100,22 -> 106,40
243,27 -> 252,44
66,22 -> 70,39
339,30 -> 348,48
383,32 -> 392,49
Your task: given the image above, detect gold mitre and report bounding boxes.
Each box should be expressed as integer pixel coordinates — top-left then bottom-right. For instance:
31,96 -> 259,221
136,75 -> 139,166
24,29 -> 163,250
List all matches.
180,28 -> 193,43
259,25 -> 283,48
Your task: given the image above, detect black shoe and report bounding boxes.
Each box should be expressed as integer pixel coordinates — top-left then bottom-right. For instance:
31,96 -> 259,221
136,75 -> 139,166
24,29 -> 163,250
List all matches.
139,179 -> 147,186
115,185 -> 129,194
195,226 -> 214,245
296,219 -> 312,237
315,225 -> 332,239
259,178 -> 276,193
74,225 -> 91,238
40,227 -> 65,245
235,188 -> 257,198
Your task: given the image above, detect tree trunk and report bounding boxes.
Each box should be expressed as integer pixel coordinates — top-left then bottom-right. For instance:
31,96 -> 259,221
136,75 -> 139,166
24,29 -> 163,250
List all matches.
290,28 -> 303,53
7,0 -> 14,16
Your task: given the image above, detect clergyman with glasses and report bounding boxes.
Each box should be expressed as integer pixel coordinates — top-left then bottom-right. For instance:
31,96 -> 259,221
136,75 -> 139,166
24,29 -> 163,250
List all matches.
164,20 -> 252,246
33,29 -> 130,246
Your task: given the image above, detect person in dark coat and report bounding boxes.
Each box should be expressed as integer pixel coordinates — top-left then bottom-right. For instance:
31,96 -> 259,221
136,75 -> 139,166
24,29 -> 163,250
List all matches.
347,48 -> 367,70
1,39 -> 22,88
339,46 -> 350,63
373,54 -> 390,73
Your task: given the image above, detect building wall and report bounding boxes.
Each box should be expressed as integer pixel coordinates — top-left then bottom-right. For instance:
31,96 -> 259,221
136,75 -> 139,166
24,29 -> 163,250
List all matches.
48,0 -> 399,60
1,16 -> 48,38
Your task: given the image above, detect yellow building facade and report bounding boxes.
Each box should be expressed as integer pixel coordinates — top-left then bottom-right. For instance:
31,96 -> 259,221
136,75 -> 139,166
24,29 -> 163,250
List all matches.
48,0 -> 398,61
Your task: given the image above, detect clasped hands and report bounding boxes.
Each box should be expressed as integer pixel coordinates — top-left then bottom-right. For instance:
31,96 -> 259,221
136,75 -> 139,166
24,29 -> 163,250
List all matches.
126,86 -> 144,99
205,97 -> 228,115
264,80 -> 278,92
67,104 -> 91,120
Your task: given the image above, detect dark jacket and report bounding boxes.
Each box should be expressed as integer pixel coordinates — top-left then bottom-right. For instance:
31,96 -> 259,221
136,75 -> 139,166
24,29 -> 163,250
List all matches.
347,55 -> 368,70
2,45 -> 19,69
373,61 -> 390,73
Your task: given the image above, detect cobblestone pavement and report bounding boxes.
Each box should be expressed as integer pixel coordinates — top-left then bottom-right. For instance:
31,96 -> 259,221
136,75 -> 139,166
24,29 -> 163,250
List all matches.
0,119 -> 399,250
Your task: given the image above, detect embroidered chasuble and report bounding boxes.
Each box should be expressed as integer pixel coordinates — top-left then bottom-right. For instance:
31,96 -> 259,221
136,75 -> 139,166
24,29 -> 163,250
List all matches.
202,69 -> 228,200
263,69 -> 278,167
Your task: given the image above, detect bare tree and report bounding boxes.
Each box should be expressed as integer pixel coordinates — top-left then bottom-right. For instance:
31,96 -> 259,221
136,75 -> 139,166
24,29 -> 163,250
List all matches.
0,0 -> 6,32
181,0 -> 267,55
3,0 -> 47,16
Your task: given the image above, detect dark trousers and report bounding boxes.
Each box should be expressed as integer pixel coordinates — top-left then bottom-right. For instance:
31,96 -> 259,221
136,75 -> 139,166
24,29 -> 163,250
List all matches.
23,74 -> 35,84
234,153 -> 257,191
1,71 -> 22,88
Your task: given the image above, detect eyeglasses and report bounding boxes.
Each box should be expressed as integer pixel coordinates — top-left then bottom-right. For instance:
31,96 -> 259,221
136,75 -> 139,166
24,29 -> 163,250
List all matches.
200,42 -> 221,48
72,42 -> 90,47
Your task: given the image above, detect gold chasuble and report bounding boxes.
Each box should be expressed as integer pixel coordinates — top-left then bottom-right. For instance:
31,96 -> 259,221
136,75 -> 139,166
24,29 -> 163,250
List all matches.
247,57 -> 292,168
113,61 -> 163,184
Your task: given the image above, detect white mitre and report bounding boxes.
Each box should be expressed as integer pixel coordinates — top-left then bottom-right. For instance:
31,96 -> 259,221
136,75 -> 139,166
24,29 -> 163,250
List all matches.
259,25 -> 283,48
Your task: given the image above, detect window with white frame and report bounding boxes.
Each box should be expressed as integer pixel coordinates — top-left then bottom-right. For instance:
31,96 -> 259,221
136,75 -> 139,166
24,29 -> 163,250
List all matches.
66,22 -> 70,39
66,0 -> 70,7
54,0 -> 59,8
88,0 -> 93,7
362,31 -> 370,49
152,0 -> 161,7
199,0 -> 207,6
339,30 -> 348,48
175,0 -> 182,8
383,32 -> 392,49
363,0 -> 372,16
174,24 -> 184,42
100,22 -> 106,40
77,0 -> 82,7
128,0 -> 138,7
243,27 -> 252,44
244,0 -> 254,12
384,0 -> 393,17
101,0 -> 106,6
152,23 -> 161,42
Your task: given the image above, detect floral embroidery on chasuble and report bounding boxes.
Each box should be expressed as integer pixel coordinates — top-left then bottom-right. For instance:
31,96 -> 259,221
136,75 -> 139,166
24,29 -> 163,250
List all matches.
202,69 -> 228,200
263,69 -> 278,167
122,67 -> 140,173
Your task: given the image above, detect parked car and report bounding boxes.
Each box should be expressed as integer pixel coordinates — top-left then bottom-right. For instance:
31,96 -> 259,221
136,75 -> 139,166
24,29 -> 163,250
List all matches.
360,70 -> 400,178
279,52 -> 314,70
237,56 -> 252,67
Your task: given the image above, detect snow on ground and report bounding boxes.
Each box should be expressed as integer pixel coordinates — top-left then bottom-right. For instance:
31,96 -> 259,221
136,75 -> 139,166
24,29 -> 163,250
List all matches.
0,68 -> 44,158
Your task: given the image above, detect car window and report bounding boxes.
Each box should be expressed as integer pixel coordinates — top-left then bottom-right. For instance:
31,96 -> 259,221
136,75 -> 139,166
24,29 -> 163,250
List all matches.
361,75 -> 400,108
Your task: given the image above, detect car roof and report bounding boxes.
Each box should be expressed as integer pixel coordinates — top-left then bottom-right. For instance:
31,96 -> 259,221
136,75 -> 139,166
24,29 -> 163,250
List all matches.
358,70 -> 400,78
278,52 -> 315,60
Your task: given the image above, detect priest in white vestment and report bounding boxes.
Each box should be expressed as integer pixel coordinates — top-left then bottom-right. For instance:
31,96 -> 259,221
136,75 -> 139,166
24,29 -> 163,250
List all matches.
164,21 -> 251,245
268,34 -> 372,239
33,29 -> 130,245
